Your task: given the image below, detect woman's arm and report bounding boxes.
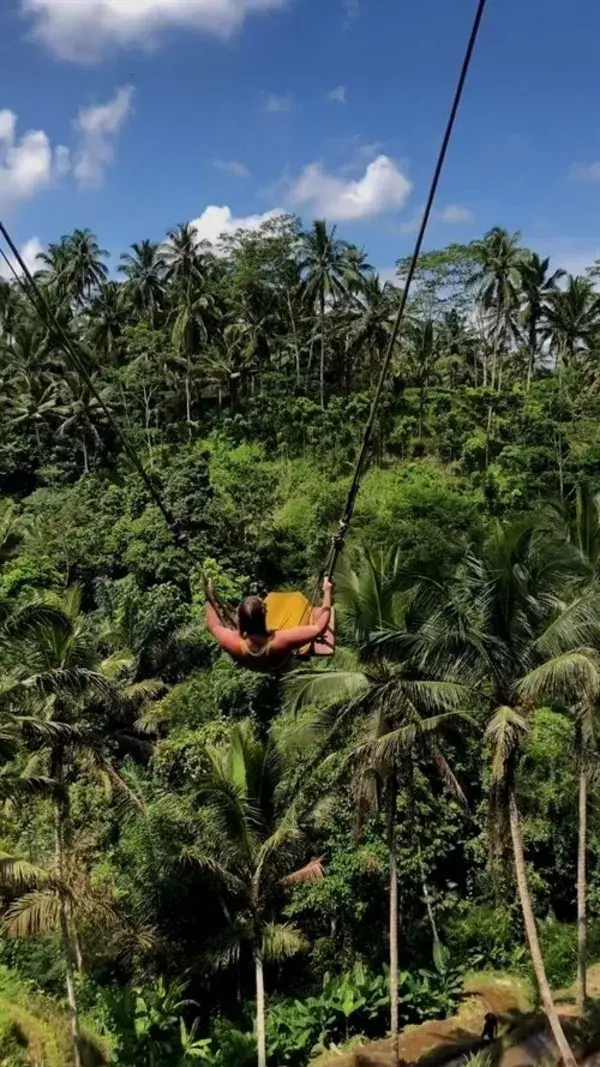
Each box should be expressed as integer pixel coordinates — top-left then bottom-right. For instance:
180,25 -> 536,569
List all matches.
205,602 -> 243,657
270,579 -> 333,654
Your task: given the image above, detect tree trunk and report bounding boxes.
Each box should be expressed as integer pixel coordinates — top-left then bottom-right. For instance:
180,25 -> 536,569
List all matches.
319,289 -> 326,410
387,776 -> 399,1040
419,845 -> 439,946
484,305 -> 502,468
81,436 -> 89,475
526,312 -> 538,393
185,358 -> 192,441
254,949 -> 267,1067
509,788 -> 576,1067
287,289 -> 301,386
577,764 -> 588,1014
54,800 -> 83,1067
143,387 -> 153,456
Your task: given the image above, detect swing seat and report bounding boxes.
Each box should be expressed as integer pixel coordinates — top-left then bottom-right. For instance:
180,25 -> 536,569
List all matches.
265,592 -> 335,658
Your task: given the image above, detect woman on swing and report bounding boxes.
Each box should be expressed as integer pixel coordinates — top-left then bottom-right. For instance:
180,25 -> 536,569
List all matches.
204,578 -> 333,672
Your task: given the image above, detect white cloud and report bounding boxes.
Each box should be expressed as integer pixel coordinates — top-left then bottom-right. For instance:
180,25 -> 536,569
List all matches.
401,202 -> 473,234
54,144 -> 71,177
264,93 -> 294,113
22,0 -> 289,62
73,86 -> 134,188
0,236 -> 44,281
437,203 -> 473,224
189,204 -> 283,248
569,162 -> 600,181
327,86 -> 346,104
289,154 -> 412,222
0,111 -> 57,207
212,159 -> 250,179
343,0 -> 360,19
0,111 -> 17,144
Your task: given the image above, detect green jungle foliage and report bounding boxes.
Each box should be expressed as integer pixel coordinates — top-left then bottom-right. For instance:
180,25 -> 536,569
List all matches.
2,217 -> 600,1065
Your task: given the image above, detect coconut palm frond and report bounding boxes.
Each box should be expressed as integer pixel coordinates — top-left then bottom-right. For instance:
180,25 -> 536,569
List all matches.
4,889 -> 62,937
519,649 -> 600,705
280,856 -> 325,887
262,921 -> 308,961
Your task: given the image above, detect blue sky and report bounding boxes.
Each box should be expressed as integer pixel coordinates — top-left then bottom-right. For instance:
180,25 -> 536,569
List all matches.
2,0 -> 600,279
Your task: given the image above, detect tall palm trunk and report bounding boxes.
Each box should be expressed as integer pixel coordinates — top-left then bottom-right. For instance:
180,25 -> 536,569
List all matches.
319,287 -> 326,410
254,947 -> 266,1067
484,306 -> 502,469
185,352 -> 192,441
508,789 -> 576,1067
286,289 -> 301,386
526,311 -> 538,393
577,764 -> 588,1014
54,796 -> 83,1067
387,776 -> 399,1039
81,435 -> 89,475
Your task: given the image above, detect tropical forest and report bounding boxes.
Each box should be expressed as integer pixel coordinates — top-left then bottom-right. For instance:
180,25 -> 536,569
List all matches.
2,215 -> 600,1067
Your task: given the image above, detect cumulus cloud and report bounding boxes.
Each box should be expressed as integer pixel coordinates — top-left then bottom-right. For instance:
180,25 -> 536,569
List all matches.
327,86 -> 346,104
22,0 -> 289,62
0,236 -> 44,280
54,144 -> 71,176
402,202 -> 473,234
289,154 -> 412,222
189,204 -> 283,248
0,110 -> 57,207
213,159 -> 250,178
73,86 -> 134,188
569,162 -> 600,181
264,93 -> 294,113
437,203 -> 474,224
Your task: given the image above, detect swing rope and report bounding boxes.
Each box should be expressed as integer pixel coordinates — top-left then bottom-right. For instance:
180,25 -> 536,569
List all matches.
323,0 -> 489,581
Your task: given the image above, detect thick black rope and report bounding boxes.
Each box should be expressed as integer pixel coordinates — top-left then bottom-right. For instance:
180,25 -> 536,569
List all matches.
324,0 -> 489,580
0,221 -> 193,558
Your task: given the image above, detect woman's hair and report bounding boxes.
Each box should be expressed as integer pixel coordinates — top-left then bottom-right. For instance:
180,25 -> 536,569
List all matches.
238,596 -> 269,637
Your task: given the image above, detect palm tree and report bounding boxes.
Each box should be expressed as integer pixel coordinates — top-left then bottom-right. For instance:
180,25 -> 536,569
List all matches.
4,371 -> 58,448
61,230 -> 109,307
543,276 -> 600,370
340,244 -> 374,295
520,253 -> 565,390
35,241 -> 71,304
298,220 -> 349,408
170,288 -> 219,435
404,319 -> 441,438
345,275 -> 398,390
470,227 -> 524,390
0,589 -> 157,1066
87,281 -> 128,363
486,705 -> 576,1066
192,720 -> 323,1067
529,486 -> 600,1013
422,516 -> 599,1061
0,317 -> 49,376
285,550 -> 468,1042
119,240 -> 165,325
0,589 -> 124,1067
162,223 -> 204,289
54,371 -> 112,473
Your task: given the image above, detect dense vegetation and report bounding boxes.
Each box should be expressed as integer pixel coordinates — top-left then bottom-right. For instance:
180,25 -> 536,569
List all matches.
2,216 -> 600,1065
